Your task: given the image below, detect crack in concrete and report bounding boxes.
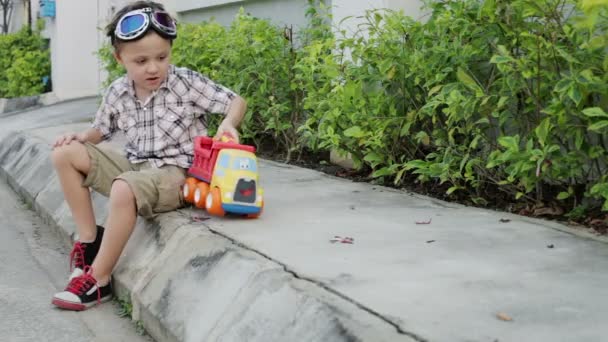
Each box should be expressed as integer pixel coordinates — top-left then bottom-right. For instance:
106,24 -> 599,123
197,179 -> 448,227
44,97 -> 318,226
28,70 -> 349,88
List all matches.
205,226 -> 428,342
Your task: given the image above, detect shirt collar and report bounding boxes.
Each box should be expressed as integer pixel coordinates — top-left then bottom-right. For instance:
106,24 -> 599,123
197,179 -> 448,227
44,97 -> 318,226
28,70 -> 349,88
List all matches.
116,65 -> 179,98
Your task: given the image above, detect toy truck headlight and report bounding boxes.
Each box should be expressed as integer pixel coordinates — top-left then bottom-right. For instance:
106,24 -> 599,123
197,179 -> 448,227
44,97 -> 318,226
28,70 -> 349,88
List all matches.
225,191 -> 233,200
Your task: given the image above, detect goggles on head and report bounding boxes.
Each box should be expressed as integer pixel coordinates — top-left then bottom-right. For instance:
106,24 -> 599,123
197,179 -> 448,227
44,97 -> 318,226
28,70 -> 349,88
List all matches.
114,7 -> 177,41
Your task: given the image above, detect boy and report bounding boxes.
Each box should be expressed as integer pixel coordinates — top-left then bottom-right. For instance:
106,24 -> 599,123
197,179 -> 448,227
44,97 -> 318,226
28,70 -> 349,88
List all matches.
50,1 -> 246,311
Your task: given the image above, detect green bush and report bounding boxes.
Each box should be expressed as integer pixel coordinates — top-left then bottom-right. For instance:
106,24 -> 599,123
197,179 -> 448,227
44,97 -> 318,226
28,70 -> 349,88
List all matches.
0,26 -> 50,98
300,0 -> 608,213
98,0 -> 608,215
174,10 -> 300,157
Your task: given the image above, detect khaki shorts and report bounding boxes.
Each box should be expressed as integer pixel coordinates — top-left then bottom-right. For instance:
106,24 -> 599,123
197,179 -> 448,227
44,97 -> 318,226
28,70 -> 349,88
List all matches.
82,143 -> 186,219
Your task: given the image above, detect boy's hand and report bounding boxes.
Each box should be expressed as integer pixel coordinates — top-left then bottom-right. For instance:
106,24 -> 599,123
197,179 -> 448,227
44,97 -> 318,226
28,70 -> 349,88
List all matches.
214,119 -> 240,144
53,132 -> 88,148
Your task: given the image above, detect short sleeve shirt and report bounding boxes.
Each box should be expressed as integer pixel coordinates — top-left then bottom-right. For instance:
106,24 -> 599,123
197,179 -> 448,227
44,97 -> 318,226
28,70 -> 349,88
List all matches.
92,65 -> 236,169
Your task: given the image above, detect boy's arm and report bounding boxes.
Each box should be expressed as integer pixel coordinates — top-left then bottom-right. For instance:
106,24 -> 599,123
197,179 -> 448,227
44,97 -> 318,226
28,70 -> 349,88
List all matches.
53,128 -> 104,148
81,128 -> 104,144
215,95 -> 247,143
186,69 -> 246,143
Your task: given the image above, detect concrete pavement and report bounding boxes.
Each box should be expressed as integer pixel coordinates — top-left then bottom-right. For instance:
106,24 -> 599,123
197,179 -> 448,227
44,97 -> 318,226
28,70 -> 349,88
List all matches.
0,176 -> 151,342
1,97 -> 607,342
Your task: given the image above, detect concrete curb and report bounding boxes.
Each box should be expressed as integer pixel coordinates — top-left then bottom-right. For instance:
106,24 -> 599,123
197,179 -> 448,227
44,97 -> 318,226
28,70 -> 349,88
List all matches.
0,130 -> 416,342
0,93 -> 60,116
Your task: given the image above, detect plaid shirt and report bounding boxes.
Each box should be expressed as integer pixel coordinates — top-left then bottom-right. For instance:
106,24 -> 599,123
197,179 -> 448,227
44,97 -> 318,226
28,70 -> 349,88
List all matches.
92,65 -> 236,168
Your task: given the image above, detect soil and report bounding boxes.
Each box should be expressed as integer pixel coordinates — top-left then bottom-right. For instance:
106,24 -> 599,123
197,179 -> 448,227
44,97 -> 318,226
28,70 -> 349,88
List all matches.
259,149 -> 608,237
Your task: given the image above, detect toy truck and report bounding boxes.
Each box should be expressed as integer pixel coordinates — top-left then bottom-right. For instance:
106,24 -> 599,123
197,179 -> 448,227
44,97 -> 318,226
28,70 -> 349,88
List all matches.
183,135 -> 264,218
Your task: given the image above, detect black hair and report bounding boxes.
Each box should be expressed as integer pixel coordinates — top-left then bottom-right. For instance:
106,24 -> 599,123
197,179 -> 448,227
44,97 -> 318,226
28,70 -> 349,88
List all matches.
106,1 -> 174,48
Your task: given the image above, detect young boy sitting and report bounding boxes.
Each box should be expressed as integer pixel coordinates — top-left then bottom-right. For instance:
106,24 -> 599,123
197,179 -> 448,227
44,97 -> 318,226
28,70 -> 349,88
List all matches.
50,1 -> 246,311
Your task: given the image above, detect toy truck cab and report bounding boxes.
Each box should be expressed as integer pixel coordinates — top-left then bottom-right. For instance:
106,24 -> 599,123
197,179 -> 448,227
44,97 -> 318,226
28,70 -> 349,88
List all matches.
183,135 -> 264,217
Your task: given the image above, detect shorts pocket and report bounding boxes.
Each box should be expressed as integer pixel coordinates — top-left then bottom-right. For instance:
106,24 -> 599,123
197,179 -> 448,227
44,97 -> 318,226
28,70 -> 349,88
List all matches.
154,167 -> 186,213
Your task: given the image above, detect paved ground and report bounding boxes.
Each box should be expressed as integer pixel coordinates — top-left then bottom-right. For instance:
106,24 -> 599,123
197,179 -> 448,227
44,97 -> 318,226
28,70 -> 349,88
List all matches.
0,176 -> 150,342
1,97 -> 607,342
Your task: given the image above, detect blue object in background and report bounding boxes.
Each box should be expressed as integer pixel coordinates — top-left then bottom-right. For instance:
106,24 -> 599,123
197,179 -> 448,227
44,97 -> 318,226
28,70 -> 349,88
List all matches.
40,0 -> 56,18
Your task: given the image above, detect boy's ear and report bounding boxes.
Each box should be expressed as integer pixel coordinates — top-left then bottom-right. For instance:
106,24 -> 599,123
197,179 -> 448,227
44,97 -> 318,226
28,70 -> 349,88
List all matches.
113,50 -> 124,65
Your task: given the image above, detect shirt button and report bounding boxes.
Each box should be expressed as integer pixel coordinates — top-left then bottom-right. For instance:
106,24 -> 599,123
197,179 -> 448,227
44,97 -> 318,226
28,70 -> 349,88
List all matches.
143,107 -> 148,111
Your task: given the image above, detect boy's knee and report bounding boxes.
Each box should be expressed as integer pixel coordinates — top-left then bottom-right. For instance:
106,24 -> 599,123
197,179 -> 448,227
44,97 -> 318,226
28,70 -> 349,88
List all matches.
51,142 -> 89,170
51,144 -> 74,167
110,179 -> 136,207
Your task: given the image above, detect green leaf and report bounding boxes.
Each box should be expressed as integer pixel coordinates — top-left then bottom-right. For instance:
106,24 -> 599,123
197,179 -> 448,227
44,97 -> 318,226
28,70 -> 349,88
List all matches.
490,55 -> 513,64
588,120 -> 608,132
372,167 -> 393,178
479,0 -> 496,19
457,67 -> 483,95
557,192 -> 571,200
399,122 -> 412,137
475,118 -> 490,125
394,167 -> 407,185
554,79 -> 572,93
497,96 -> 509,109
498,136 -> 520,151
405,159 -> 428,170
428,85 -> 443,97
535,118 -> 552,147
575,130 -> 584,150
582,107 -> 608,118
470,135 -> 481,149
446,186 -> 460,195
415,131 -> 430,146
343,126 -> 366,138
363,152 -> 384,164
568,86 -> 582,106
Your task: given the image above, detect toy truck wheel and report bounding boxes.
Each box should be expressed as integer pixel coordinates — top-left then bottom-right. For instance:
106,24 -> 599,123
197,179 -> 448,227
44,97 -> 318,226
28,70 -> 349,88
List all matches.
183,177 -> 198,203
206,187 -> 225,216
194,182 -> 210,209
246,200 -> 264,219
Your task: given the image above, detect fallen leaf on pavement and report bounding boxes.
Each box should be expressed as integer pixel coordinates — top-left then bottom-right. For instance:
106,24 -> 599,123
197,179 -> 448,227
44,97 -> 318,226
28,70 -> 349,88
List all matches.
191,215 -> 210,222
532,205 -> 564,217
426,240 -> 436,243
547,244 -> 555,249
416,218 -> 432,225
499,218 -> 511,223
330,236 -> 354,244
496,312 -> 513,321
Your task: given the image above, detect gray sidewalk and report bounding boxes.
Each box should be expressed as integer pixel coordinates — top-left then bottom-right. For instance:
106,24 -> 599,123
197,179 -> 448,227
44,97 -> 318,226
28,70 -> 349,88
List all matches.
1,97 -> 607,342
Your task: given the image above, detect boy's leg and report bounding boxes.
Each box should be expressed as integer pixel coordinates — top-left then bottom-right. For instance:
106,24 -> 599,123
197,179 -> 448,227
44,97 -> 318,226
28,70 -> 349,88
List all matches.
51,142 -> 133,279
90,179 -> 137,286
91,165 -> 186,285
52,179 -> 138,311
51,142 -> 97,241
52,142 -> 107,279
53,165 -> 185,310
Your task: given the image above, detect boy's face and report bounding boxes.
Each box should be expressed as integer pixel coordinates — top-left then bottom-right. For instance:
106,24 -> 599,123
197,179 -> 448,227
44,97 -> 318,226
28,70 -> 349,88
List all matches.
114,31 -> 172,95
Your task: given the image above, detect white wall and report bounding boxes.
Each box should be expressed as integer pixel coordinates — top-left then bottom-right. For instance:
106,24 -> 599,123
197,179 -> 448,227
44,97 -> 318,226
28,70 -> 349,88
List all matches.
43,0 -> 100,100
174,0 -> 423,36
177,0 -> 309,29
331,0 -> 424,36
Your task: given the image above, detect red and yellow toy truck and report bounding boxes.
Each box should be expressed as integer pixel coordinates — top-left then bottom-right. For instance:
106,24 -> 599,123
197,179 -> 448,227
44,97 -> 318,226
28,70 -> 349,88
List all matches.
183,135 -> 264,218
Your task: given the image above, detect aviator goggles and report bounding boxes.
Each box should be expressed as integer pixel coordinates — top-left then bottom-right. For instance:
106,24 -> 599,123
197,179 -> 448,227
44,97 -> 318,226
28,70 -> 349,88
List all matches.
114,7 -> 177,41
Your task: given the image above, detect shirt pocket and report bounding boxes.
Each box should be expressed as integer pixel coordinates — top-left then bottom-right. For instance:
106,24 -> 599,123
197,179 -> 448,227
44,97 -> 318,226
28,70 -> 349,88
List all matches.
118,115 -> 139,145
155,106 -> 193,144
